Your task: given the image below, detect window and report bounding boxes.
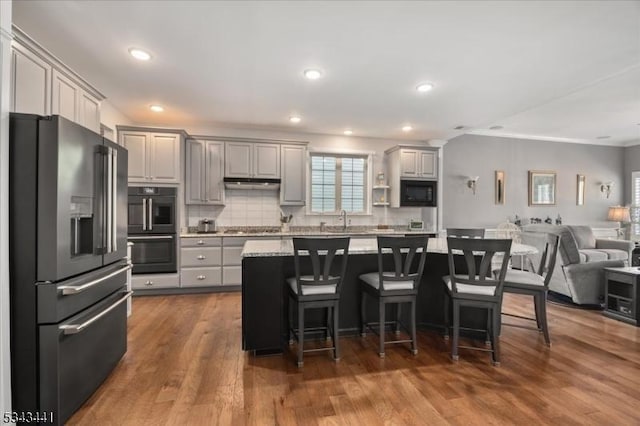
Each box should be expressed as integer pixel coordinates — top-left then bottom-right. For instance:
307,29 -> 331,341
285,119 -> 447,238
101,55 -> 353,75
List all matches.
631,172 -> 640,238
310,154 -> 369,214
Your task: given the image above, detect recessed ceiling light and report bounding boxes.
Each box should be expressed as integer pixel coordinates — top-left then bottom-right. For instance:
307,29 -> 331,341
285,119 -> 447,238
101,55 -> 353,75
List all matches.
596,135 -> 610,139
149,105 -> 164,112
416,83 -> 434,93
489,125 -> 504,130
304,69 -> 323,80
402,125 -> 413,132
129,48 -> 151,61
289,115 -> 302,124
343,129 -> 353,136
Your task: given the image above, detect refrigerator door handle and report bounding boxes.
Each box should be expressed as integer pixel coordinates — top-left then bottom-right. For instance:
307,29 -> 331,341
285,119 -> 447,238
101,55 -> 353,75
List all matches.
148,198 -> 153,231
59,291 -> 133,335
112,148 -> 118,252
106,147 -> 113,253
142,198 -> 147,231
58,264 -> 131,295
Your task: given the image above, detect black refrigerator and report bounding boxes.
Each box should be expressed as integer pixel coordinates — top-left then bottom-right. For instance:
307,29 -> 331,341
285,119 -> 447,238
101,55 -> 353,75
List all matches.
9,114 -> 130,425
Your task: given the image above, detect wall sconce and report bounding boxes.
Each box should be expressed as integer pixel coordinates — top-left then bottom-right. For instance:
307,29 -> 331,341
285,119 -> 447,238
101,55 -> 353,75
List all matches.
467,176 -> 479,195
600,181 -> 614,198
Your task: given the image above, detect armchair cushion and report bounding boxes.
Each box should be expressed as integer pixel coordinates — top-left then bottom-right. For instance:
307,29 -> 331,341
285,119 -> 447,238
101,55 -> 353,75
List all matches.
568,225 -> 596,249
579,249 -> 608,262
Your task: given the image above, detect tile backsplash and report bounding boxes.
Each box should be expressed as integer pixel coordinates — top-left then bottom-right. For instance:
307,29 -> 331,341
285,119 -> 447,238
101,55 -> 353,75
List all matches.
187,190 -> 430,229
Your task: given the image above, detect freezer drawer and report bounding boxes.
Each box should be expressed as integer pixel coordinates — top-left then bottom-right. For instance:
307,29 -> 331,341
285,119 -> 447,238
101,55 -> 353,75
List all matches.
39,289 -> 130,425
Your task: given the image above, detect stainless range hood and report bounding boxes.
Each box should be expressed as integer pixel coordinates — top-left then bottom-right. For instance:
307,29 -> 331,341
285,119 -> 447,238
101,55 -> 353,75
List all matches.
224,177 -> 281,190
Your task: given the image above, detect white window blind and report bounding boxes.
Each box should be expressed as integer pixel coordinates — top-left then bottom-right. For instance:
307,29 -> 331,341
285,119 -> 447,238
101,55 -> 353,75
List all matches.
631,171 -> 640,237
310,154 -> 368,214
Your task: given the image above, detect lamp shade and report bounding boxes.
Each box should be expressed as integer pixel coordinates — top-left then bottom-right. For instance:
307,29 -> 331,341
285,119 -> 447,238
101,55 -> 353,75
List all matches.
607,206 -> 630,222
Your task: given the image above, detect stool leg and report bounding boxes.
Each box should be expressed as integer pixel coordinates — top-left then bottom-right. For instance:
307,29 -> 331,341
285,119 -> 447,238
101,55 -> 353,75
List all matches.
451,300 -> 460,361
539,292 -> 551,346
288,296 -> 293,345
395,303 -> 401,335
410,299 -> 418,355
360,291 -> 367,337
491,305 -> 501,366
443,292 -> 450,340
297,303 -> 304,368
333,302 -> 340,361
325,307 -> 331,341
379,300 -> 386,358
533,293 -> 542,331
485,308 -> 491,345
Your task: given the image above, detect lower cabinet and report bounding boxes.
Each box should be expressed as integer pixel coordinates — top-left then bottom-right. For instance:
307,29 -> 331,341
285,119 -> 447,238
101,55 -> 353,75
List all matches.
180,237 -> 223,287
131,273 -> 179,290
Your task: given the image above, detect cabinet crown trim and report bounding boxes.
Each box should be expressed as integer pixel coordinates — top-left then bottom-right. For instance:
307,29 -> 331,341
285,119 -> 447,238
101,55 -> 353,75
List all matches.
116,125 -> 188,137
190,134 -> 308,145
12,25 -> 105,101
384,145 -> 440,155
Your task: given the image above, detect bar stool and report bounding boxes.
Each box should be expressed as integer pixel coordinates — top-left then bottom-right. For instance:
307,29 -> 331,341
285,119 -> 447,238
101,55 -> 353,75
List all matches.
443,237 -> 511,365
499,233 -> 560,346
359,235 -> 429,358
287,237 -> 350,367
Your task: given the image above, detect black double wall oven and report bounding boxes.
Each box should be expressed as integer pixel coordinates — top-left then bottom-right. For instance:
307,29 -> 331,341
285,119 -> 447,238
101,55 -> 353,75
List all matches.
127,187 -> 177,274
9,114 -> 130,425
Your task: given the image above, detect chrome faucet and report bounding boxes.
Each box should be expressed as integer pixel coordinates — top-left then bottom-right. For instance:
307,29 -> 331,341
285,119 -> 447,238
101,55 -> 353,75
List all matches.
340,210 -> 348,231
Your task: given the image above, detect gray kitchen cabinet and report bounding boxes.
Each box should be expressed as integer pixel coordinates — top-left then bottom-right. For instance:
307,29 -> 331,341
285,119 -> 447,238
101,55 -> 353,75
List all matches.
10,27 -> 104,132
131,273 -> 179,290
224,142 -> 280,178
180,237 -> 222,288
280,144 -> 306,205
10,41 -> 51,115
118,128 -> 182,184
186,139 -> 225,205
398,147 -> 438,179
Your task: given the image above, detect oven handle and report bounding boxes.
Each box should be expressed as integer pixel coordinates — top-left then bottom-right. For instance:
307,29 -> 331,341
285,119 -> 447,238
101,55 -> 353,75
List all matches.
59,291 -> 133,335
142,198 -> 147,231
127,235 -> 175,240
148,198 -> 153,231
58,264 -> 131,295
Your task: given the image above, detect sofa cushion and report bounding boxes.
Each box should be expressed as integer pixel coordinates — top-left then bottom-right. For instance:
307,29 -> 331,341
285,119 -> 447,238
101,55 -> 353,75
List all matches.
597,249 -> 628,261
568,225 -> 596,249
579,249 -> 608,262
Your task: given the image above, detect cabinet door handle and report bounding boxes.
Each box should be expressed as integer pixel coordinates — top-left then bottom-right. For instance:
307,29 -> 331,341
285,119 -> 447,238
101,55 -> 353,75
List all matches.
197,255 -> 206,260
197,275 -> 206,280
145,280 -> 153,286
197,240 -> 205,245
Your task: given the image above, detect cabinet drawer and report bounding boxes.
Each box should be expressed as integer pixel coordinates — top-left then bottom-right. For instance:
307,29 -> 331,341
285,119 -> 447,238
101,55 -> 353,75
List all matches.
607,272 -> 635,285
180,247 -> 222,267
223,246 -> 244,266
181,267 -> 222,287
181,237 -> 222,247
132,274 -> 179,289
223,266 -> 242,286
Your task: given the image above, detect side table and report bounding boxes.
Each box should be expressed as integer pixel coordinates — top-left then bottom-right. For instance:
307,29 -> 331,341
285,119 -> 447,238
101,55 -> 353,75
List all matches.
603,267 -> 639,326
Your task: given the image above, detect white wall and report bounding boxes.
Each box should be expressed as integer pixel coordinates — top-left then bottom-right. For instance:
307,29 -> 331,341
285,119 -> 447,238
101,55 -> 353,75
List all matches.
100,99 -> 132,139
0,0 -> 12,418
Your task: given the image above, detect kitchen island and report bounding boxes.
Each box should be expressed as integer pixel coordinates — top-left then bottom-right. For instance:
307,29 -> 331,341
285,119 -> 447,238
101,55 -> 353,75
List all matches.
241,238 -> 536,354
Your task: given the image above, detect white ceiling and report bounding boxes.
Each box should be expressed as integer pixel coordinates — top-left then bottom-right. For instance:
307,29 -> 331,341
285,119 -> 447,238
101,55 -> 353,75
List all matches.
11,0 -> 640,145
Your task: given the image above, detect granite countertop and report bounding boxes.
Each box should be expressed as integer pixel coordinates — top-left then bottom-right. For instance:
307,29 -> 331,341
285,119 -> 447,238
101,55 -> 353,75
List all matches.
241,237 -> 537,258
181,226 -> 435,238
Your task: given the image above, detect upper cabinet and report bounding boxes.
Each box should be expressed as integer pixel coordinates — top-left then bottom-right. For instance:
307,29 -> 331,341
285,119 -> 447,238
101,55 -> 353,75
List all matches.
10,27 -> 104,134
280,144 -> 306,206
186,139 -> 225,205
118,128 -> 183,184
224,142 -> 280,178
396,147 -> 438,180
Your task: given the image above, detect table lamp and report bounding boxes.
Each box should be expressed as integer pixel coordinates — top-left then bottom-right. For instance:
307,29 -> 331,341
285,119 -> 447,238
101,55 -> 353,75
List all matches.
607,206 -> 630,238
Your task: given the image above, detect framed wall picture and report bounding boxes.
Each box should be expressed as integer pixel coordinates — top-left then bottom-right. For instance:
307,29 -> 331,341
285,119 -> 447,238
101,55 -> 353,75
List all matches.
495,170 -> 505,205
576,174 -> 585,205
528,170 -> 556,206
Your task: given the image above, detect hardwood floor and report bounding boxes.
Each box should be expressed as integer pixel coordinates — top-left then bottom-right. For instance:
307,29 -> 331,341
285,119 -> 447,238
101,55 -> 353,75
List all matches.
68,292 -> 640,425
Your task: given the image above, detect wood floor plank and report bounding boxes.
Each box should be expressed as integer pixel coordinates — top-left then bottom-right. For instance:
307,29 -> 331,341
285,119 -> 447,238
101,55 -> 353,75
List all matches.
67,292 -> 640,425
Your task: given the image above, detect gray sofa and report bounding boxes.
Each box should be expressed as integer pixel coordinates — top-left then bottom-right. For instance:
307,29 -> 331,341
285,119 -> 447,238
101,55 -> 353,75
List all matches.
519,225 -> 633,305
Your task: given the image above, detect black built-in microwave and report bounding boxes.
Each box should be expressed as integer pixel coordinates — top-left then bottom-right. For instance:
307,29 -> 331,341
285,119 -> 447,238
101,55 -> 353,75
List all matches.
400,180 -> 437,207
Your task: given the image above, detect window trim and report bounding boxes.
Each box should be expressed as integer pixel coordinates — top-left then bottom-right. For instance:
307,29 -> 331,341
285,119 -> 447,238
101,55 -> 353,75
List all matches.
306,151 -> 373,216
630,171 -> 640,239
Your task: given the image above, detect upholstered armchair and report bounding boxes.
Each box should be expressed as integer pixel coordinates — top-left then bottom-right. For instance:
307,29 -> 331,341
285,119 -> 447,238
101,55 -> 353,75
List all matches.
520,225 -> 632,305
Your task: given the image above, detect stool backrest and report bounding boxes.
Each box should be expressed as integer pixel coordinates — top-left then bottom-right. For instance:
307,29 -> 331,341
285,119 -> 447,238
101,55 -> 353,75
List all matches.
376,235 -> 429,291
446,237 -> 512,297
536,233 -> 560,288
447,228 -> 486,238
292,237 -> 350,294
